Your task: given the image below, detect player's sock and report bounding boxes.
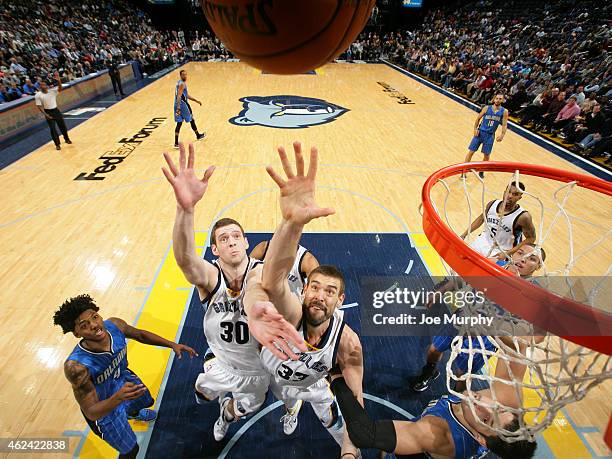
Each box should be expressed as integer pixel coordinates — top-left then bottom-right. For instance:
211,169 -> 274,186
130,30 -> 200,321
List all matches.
190,120 -> 199,134
175,122 -> 182,146
421,361 -> 438,379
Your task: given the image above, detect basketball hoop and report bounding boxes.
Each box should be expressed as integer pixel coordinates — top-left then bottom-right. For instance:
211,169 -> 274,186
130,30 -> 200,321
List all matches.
421,161 -> 612,444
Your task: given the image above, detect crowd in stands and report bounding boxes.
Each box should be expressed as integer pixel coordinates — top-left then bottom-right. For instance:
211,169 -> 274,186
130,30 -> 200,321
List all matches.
0,0 -> 187,104
190,31 -> 235,61
349,0 -> 611,163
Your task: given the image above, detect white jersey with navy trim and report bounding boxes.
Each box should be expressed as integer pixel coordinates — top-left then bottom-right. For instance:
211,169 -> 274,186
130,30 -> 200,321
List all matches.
202,257 -> 266,372
261,308 -> 345,389
288,245 -> 308,297
261,243 -> 309,298
470,199 -> 526,256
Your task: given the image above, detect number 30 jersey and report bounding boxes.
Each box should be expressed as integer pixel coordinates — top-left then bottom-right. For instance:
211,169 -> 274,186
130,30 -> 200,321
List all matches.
202,257 -> 265,372
261,308 -> 345,388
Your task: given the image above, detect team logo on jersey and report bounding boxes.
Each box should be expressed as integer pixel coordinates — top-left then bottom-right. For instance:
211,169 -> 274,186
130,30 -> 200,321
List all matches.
229,95 -> 348,129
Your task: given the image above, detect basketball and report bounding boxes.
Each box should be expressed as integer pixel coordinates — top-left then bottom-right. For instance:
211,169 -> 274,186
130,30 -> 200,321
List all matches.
200,0 -> 376,74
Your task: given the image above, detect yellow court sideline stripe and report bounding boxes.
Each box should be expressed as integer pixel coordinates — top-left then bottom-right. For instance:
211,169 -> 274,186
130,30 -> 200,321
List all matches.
78,233 -> 207,458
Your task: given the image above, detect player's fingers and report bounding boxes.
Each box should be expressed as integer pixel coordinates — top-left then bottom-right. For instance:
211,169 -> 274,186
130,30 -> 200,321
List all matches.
279,322 -> 307,353
201,165 -> 215,183
307,146 -> 319,179
266,166 -> 286,188
162,167 -> 175,185
277,145 -> 295,178
187,143 -> 195,169
274,337 -> 300,360
293,141 -> 305,176
266,342 -> 290,361
311,206 -> 336,219
179,142 -> 187,170
163,152 -> 179,176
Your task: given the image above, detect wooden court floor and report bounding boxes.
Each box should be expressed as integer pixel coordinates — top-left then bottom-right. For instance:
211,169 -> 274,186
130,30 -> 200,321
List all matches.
0,62 -> 610,458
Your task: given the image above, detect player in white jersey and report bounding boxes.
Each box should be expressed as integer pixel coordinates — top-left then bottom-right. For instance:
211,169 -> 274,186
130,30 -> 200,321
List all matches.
462,181 -> 536,259
250,241 -> 319,297
244,142 -> 363,458
162,143 -> 302,441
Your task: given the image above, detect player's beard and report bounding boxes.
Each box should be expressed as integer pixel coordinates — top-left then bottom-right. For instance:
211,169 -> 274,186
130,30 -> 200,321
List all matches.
302,299 -> 333,327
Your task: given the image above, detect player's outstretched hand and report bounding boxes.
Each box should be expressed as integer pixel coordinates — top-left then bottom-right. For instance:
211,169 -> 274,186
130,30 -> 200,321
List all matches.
266,141 -> 335,225
162,142 -> 215,212
115,382 -> 147,401
248,301 -> 307,360
172,343 -> 198,359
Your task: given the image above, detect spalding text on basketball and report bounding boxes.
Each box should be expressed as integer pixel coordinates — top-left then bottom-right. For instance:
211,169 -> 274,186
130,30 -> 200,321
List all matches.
201,0 -> 276,36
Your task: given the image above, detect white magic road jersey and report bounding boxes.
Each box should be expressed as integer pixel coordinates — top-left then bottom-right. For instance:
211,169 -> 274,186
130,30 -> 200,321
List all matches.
203,257 -> 265,372
261,308 -> 345,389
470,199 -> 526,256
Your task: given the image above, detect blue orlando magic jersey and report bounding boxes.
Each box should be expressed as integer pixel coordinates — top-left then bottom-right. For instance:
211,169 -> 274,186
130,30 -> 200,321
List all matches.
479,105 -> 504,134
66,320 -> 129,402
420,395 -> 483,459
175,80 -> 188,107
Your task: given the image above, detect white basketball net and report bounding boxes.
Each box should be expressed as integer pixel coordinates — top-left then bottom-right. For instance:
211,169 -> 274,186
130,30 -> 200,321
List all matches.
431,167 -> 612,443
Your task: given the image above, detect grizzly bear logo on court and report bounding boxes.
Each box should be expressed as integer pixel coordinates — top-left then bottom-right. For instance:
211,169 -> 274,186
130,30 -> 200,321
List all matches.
229,95 -> 348,129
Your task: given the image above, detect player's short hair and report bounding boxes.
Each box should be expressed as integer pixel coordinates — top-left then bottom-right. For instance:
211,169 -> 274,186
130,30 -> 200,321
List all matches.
483,417 -> 537,459
308,265 -> 345,295
508,181 -> 526,192
179,69 -> 186,76
53,294 -> 99,334
211,218 -> 245,245
524,243 -> 546,262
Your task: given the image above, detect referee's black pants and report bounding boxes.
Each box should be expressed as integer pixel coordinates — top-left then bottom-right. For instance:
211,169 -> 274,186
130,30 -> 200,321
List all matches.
110,73 -> 125,96
44,108 -> 70,146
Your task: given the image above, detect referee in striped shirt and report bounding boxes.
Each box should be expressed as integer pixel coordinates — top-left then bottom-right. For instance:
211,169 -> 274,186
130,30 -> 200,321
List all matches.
35,72 -> 72,151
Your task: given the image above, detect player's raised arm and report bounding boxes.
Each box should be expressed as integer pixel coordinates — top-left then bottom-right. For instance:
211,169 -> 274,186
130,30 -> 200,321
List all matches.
243,265 -> 307,359
162,143 -> 219,297
262,141 -> 335,324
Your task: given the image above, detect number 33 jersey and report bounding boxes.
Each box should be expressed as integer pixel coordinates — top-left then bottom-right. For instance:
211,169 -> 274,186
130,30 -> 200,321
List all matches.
202,258 -> 265,372
261,308 -> 345,389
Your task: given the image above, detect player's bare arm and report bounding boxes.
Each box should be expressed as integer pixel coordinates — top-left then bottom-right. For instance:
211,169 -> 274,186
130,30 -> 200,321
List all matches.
505,212 -> 536,257
497,109 -> 509,142
263,141 -> 334,325
64,360 -> 144,421
175,83 -> 184,115
243,265 -> 306,360
108,317 -> 198,359
187,94 -> 202,105
474,106 -> 487,136
162,143 -> 219,299
461,200 -> 494,238
300,251 -> 319,278
249,240 -> 269,260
